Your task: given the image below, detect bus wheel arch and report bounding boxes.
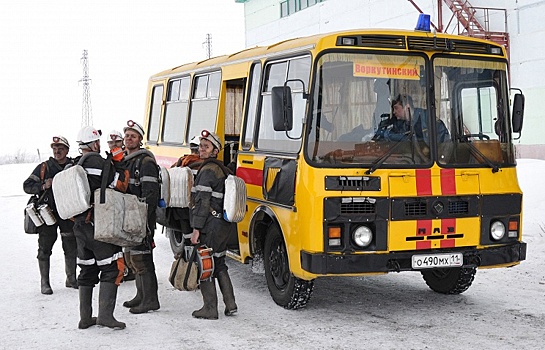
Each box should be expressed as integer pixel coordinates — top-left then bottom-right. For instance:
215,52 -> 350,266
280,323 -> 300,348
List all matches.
249,206 -> 276,274
262,221 -> 314,309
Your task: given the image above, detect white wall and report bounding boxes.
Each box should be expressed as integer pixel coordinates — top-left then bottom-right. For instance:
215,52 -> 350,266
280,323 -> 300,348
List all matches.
241,0 -> 545,156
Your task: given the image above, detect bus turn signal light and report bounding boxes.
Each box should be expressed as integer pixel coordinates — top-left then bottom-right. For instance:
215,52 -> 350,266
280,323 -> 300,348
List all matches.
328,227 -> 341,247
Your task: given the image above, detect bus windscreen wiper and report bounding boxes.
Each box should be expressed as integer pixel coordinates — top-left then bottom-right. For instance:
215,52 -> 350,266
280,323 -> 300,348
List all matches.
465,141 -> 500,173
365,133 -> 410,175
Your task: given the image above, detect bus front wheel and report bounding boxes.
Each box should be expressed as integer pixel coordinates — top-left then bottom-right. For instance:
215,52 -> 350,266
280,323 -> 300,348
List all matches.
263,224 -> 314,309
421,267 -> 476,294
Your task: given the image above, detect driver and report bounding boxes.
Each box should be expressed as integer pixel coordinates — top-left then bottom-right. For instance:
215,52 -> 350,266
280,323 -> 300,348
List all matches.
373,94 -> 449,143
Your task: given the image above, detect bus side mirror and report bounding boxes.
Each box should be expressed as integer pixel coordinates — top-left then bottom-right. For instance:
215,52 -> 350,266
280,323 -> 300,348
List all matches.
512,92 -> 524,136
272,86 -> 293,131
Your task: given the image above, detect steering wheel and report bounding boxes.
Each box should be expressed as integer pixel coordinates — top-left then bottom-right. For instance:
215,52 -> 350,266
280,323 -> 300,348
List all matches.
459,133 -> 490,141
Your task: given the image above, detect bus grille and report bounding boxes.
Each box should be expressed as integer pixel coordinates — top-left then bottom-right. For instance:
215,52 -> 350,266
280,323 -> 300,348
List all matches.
360,35 -> 406,49
448,200 -> 469,214
405,202 -> 427,216
407,36 -> 502,55
325,176 -> 381,191
340,201 -> 375,214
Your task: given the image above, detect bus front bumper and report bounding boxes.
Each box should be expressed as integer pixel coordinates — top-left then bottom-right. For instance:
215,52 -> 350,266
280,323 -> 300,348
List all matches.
300,241 -> 527,275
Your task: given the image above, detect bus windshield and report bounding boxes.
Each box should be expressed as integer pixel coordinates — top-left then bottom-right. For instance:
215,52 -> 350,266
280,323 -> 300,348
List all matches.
308,52 -> 431,167
307,53 -> 514,168
433,57 -> 514,167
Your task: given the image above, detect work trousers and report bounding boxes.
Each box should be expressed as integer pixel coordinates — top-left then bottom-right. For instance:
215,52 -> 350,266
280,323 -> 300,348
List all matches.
37,223 -> 77,261
124,242 -> 156,275
73,218 -> 123,286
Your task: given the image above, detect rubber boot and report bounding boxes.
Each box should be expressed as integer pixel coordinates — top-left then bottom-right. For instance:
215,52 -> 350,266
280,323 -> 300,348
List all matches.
78,286 -> 96,329
38,259 -> 53,295
217,270 -> 237,316
65,256 -> 78,289
129,272 -> 160,314
123,274 -> 143,308
192,280 -> 218,320
96,282 -> 126,329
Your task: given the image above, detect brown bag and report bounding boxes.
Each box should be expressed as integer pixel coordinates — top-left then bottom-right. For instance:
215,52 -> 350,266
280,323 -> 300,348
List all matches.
169,247 -> 199,291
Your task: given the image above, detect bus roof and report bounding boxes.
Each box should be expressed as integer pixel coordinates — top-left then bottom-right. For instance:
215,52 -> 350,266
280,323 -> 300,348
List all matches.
150,28 -> 506,80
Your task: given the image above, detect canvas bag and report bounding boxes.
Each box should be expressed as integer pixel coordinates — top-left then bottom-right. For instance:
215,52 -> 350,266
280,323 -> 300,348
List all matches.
169,246 -> 199,291
52,164 -> 91,220
93,156 -> 148,247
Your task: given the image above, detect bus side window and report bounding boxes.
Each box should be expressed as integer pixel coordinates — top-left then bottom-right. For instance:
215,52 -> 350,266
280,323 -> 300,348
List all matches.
187,71 -> 221,141
163,76 -> 190,143
257,56 -> 309,152
147,84 -> 163,144
242,62 -> 262,150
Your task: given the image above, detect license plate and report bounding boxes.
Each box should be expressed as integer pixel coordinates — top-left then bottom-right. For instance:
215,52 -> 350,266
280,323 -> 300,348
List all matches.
411,253 -> 463,269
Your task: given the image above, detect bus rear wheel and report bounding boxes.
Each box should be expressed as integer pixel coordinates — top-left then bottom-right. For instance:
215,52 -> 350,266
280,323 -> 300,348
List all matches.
167,228 -> 185,256
421,267 -> 476,294
263,224 -> 314,309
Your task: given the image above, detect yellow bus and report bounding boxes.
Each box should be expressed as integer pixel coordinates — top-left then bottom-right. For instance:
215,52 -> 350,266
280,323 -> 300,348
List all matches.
143,21 -> 526,309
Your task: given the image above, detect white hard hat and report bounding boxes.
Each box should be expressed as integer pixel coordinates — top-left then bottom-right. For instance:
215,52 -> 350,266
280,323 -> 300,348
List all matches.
77,126 -> 102,144
123,120 -> 145,138
189,136 -> 200,146
51,135 -> 70,149
108,130 -> 123,142
199,129 -> 222,150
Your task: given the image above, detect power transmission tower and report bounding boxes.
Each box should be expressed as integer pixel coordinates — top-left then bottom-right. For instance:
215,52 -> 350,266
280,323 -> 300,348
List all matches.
79,50 -> 93,127
203,33 -> 212,59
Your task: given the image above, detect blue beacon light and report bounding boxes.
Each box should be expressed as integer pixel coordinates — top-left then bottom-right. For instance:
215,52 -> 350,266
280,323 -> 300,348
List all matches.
415,13 -> 431,32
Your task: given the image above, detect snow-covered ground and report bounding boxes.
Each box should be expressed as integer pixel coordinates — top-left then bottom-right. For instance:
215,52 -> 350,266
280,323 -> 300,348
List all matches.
1,160 -> 544,350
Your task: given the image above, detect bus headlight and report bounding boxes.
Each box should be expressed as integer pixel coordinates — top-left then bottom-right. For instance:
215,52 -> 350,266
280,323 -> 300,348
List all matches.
490,220 -> 506,241
353,225 -> 373,247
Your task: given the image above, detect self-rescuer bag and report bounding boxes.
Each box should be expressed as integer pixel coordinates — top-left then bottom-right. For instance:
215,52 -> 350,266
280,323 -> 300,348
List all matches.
167,166 -> 193,208
223,174 -> 247,222
52,165 -> 91,220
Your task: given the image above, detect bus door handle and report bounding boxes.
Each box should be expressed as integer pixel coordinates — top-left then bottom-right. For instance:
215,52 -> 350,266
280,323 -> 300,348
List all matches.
460,171 -> 479,181
389,172 -> 412,183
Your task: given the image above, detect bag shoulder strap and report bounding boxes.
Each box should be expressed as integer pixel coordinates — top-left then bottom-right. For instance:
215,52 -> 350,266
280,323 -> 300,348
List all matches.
39,162 -> 47,181
99,154 -> 113,204
183,246 -> 199,290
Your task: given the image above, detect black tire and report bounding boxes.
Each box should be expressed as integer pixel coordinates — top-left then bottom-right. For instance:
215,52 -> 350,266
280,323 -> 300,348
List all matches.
167,228 -> 185,256
421,267 -> 476,294
263,224 -> 314,309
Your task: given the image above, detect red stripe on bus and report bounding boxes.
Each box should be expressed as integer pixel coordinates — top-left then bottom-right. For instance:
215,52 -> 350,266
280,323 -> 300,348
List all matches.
441,218 -> 456,236
416,219 -> 432,236
416,241 -> 432,250
415,169 -> 432,196
440,168 -> 456,195
440,239 -> 456,248
237,167 -> 263,187
155,155 -> 178,168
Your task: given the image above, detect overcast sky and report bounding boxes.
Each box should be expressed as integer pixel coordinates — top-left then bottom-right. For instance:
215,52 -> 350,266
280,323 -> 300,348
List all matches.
0,0 -> 245,157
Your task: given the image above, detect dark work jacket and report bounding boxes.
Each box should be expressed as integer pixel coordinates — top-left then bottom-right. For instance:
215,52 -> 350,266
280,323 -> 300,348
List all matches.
74,152 -> 129,210
190,158 -> 233,253
23,157 -> 74,214
124,149 -> 160,234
